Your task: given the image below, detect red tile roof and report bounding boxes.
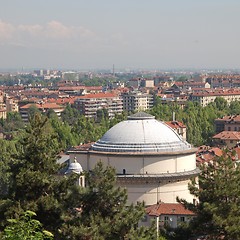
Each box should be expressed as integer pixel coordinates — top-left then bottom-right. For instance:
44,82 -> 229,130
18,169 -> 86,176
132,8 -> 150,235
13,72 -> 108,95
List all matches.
165,121 -> 186,129
146,203 -> 195,217
213,131 -> 240,140
215,115 -> 240,122
76,92 -> 119,99
20,102 -> 64,109
196,146 -> 223,164
192,89 -> 240,97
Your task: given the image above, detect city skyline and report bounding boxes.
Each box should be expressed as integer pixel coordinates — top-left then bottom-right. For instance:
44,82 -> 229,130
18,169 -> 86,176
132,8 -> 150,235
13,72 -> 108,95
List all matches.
1,0 -> 240,70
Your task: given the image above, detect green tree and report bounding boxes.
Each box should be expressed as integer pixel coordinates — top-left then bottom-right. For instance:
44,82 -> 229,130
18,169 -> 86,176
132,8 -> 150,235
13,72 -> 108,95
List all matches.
60,162 -> 157,240
0,113 -> 76,237
214,97 -> 228,111
2,210 -> 53,240
0,140 -> 17,196
179,150 -> 240,239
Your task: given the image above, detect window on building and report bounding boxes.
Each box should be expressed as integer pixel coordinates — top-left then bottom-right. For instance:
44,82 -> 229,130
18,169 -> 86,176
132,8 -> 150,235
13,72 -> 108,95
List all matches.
164,216 -> 169,222
228,127 -> 231,131
142,215 -> 148,222
180,216 -> 185,222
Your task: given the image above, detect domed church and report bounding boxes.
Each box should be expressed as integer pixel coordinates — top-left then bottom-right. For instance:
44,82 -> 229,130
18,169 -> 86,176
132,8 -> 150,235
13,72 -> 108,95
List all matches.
68,112 -> 199,206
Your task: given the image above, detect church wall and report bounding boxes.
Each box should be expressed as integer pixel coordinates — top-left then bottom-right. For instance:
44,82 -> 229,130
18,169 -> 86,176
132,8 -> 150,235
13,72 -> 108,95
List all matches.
71,152 -> 196,175
121,179 -> 194,206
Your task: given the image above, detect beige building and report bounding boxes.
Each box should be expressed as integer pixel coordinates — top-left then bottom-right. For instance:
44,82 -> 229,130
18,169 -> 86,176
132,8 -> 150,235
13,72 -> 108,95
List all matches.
165,121 -> 187,141
20,102 -> 64,122
141,79 -> 154,88
215,115 -> 240,133
122,91 -> 153,112
68,112 -> 199,206
74,92 -> 123,118
145,203 -> 196,230
190,89 -> 240,107
5,98 -> 19,112
212,131 -> 240,148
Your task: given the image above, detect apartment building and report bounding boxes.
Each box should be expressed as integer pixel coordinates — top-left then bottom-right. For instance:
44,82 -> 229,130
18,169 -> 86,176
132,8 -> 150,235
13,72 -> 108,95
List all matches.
212,131 -> 240,149
206,74 -> 240,88
122,91 -> 153,112
20,102 -> 64,122
74,92 -> 123,118
215,115 -> 240,133
190,89 -> 240,107
165,121 -> 187,141
5,98 -> 19,112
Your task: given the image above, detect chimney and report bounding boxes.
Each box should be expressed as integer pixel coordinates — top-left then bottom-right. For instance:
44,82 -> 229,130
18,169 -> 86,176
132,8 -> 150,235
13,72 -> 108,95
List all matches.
172,112 -> 175,122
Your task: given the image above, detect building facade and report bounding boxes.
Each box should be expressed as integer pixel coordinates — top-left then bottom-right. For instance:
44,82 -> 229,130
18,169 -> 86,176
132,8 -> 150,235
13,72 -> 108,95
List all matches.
190,89 -> 240,107
74,93 -> 123,118
122,92 -> 153,112
215,115 -> 240,133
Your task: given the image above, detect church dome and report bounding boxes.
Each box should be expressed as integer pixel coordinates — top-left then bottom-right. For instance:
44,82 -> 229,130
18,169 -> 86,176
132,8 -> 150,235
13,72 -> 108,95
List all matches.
65,158 -> 83,174
91,112 -> 192,153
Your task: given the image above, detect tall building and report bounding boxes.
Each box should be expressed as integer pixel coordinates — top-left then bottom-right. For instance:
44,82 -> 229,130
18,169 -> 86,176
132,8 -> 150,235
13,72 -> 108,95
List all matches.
69,112 -> 199,206
122,91 -> 153,112
74,92 -> 123,118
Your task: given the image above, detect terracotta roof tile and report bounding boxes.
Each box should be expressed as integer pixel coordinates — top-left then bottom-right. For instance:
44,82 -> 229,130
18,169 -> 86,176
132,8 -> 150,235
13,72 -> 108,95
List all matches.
165,121 -> 186,129
77,92 -> 119,99
213,131 -> 240,140
146,203 -> 195,217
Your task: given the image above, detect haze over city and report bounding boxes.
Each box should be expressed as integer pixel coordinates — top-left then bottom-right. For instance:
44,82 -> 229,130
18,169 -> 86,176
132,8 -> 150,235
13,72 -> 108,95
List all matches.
1,0 -> 240,70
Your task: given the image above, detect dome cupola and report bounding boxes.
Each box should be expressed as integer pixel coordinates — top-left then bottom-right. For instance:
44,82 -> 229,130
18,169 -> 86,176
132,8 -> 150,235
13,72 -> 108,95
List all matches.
91,112 -> 191,153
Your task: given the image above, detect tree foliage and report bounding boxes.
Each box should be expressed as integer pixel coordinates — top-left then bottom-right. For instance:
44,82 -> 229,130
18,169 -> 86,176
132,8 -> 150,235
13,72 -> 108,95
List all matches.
0,113 -> 76,237
179,150 -> 240,239
0,113 -> 157,239
2,210 -> 53,240
149,97 -> 239,146
60,162 -> 156,240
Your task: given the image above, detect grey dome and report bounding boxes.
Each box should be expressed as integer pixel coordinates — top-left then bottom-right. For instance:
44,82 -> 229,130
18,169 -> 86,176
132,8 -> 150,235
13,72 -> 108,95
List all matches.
65,159 -> 83,174
91,112 -> 191,153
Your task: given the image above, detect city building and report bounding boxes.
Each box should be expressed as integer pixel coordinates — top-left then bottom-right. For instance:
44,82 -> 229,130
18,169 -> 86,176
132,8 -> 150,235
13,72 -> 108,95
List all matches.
190,89 -> 240,107
68,112 -> 199,206
141,79 -> 154,88
165,120 -> 187,141
212,131 -> 240,148
74,92 -> 123,118
19,102 -> 64,122
215,115 -> 240,133
122,91 -> 153,112
144,203 -> 196,229
5,98 -> 19,112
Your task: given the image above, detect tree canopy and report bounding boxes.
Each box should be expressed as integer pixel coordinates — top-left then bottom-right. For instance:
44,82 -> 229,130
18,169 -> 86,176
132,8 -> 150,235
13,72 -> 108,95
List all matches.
179,150 -> 240,240
0,112 -> 158,239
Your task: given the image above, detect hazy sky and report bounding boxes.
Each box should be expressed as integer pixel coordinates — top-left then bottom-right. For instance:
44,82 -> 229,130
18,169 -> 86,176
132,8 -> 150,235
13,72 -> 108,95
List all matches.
0,0 -> 240,70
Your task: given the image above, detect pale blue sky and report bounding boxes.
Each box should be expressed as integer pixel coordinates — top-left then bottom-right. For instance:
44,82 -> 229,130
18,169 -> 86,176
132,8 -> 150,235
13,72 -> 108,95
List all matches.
0,0 -> 240,70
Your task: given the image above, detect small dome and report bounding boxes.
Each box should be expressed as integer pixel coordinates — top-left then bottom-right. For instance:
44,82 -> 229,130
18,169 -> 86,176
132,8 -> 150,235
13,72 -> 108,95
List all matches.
91,112 -> 191,153
65,159 -> 83,174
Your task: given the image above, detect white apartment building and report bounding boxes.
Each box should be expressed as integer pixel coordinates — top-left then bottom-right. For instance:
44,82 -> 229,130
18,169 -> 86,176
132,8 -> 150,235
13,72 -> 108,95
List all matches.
122,91 -> 153,112
74,92 -> 123,118
190,89 -> 240,107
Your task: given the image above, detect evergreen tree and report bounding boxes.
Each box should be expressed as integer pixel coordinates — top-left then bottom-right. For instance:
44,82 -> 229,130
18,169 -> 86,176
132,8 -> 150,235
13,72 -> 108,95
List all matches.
60,162 -> 157,240
0,113 -> 76,237
179,150 -> 240,239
